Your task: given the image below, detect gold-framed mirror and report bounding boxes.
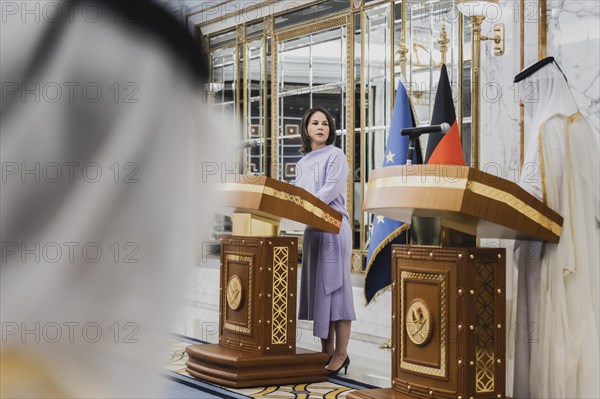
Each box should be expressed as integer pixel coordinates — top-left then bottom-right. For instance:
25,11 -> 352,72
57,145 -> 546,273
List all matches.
271,13 -> 355,220
245,37 -> 265,175
208,44 -> 239,132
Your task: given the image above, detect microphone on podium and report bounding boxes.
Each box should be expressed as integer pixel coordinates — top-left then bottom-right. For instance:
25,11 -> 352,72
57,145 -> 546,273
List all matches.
401,123 -> 451,136
234,139 -> 261,149
401,123 -> 451,165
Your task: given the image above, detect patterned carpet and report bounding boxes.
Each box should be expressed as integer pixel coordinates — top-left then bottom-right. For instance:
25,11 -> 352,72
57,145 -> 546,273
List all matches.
164,334 -> 379,398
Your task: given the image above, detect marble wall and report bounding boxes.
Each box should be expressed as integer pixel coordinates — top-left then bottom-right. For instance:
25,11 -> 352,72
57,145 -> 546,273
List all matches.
547,0 -> 600,133
479,1 -> 522,182
480,0 -> 599,182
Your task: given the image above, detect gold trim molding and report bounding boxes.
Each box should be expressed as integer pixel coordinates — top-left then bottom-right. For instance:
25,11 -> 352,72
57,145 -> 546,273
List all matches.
270,11 -> 353,215
219,183 -> 342,229
346,14 -> 355,224
539,0 -> 547,59
275,15 -> 348,42
367,175 -> 562,237
400,271 -> 447,378
467,180 -> 561,236
270,30 -> 278,179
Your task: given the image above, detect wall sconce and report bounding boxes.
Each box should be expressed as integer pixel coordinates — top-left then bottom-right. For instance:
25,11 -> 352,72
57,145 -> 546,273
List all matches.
457,0 -> 505,168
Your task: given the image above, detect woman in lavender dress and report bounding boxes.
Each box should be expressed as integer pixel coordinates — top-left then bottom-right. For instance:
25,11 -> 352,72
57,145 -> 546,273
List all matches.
295,107 -> 355,375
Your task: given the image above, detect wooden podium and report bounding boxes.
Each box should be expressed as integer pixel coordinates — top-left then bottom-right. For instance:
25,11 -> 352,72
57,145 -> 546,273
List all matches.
349,165 -> 562,399
186,175 -> 343,387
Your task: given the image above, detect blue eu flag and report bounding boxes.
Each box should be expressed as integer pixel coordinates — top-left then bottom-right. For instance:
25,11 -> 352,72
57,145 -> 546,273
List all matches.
364,79 -> 422,304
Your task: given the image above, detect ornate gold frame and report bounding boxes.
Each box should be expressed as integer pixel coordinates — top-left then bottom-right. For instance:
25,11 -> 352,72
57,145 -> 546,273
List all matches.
399,271 -> 448,378
223,253 -> 253,334
270,13 -> 354,218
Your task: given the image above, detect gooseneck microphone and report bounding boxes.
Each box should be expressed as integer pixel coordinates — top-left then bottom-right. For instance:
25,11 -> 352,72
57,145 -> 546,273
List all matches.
402,123 -> 451,165
401,123 -> 451,136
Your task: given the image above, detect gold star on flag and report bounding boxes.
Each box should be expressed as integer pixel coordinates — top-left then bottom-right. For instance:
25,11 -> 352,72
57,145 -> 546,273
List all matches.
385,150 -> 395,164
376,215 -> 385,224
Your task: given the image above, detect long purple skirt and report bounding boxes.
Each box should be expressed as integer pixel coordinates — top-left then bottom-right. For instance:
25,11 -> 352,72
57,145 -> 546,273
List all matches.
298,218 -> 356,339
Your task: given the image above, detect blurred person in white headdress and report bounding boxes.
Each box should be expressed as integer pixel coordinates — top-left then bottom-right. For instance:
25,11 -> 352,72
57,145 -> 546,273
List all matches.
511,57 -> 599,398
1,0 -> 231,397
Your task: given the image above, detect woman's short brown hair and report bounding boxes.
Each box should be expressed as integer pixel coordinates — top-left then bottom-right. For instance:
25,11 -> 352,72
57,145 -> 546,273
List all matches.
300,107 -> 337,154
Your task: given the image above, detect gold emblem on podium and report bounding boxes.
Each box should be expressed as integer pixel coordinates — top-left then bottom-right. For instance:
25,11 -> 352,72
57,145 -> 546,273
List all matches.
226,275 -> 243,311
406,299 -> 432,346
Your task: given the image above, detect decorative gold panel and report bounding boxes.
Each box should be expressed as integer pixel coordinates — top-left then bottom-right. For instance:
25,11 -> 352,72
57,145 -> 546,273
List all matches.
467,181 -> 561,237
476,348 -> 495,393
275,15 -> 348,42
223,254 -> 253,334
400,271 -> 447,378
475,262 -> 495,393
271,247 -> 289,345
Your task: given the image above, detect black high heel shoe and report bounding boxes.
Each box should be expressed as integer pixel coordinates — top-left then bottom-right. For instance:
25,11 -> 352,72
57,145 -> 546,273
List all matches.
327,356 -> 350,376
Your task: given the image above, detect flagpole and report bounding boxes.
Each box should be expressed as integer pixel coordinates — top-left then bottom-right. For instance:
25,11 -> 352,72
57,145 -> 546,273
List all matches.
470,15 -> 484,169
400,0 -> 408,78
458,14 -> 464,141
457,0 -> 505,170
359,5 -> 366,255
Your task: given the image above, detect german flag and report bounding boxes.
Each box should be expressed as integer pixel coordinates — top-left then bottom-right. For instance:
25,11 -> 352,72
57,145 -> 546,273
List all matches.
424,64 -> 465,165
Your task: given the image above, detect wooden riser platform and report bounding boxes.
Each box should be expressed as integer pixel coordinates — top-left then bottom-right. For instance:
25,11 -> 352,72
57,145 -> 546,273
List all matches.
186,343 -> 329,388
